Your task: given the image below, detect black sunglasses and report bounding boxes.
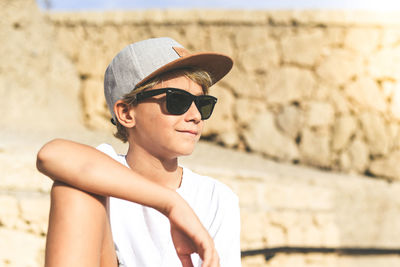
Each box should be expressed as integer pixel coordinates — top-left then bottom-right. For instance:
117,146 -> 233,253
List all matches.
135,88 -> 217,120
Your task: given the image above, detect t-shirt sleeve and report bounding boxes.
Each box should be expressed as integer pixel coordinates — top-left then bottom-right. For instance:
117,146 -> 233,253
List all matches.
96,143 -> 124,164
96,143 -> 117,158
212,187 -> 242,267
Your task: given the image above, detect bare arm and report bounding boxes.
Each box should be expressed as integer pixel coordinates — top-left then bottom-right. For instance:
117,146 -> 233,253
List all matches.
36,139 -> 219,267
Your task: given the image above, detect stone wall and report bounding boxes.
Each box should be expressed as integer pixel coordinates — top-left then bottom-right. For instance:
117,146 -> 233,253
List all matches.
47,9 -> 400,181
3,1 -> 400,266
0,0 -> 83,133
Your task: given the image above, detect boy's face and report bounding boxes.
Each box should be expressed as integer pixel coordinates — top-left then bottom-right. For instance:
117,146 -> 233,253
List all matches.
129,72 -> 204,160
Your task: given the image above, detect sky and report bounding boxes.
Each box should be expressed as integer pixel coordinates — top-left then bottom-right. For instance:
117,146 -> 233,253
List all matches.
37,0 -> 400,11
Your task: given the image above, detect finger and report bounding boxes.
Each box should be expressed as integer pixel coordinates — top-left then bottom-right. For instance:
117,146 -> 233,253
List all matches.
178,254 -> 194,267
201,249 -> 220,267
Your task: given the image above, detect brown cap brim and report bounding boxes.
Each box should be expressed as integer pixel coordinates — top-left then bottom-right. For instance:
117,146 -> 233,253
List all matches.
135,52 -> 233,88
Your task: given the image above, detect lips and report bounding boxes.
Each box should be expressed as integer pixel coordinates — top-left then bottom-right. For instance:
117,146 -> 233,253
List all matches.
177,129 -> 198,135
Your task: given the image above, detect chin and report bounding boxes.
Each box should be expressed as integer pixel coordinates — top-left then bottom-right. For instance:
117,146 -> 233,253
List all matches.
175,142 -> 197,157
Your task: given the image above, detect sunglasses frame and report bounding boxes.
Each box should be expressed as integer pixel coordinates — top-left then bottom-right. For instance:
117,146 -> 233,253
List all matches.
135,88 -> 217,120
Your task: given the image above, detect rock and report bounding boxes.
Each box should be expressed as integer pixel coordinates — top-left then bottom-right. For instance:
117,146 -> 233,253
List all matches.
19,196 -> 50,235
0,228 -> 45,267
224,66 -> 266,99
347,138 -> 370,173
305,101 -> 335,128
182,24 -> 208,51
0,195 -> 19,229
344,28 -> 380,55
359,112 -> 390,156
390,83 -> 400,120
0,0 -> 82,133
203,86 -> 238,147
369,151 -> 400,180
389,122 -> 400,150
82,78 -> 113,131
381,81 -> 396,100
281,28 -> 326,66
332,115 -> 358,151
234,98 -> 267,127
316,48 -> 363,86
276,105 -> 304,139
382,28 -> 400,47
263,67 -> 316,105
236,29 -> 279,73
208,27 -> 235,58
243,111 -> 299,161
369,47 -> 400,79
325,27 -> 345,46
299,128 -> 332,168
345,77 -> 387,113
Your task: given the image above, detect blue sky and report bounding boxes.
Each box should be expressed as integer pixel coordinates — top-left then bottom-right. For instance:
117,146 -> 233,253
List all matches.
37,0 -> 400,11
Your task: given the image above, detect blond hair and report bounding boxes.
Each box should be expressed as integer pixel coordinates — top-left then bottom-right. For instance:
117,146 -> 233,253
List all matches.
114,68 -> 213,143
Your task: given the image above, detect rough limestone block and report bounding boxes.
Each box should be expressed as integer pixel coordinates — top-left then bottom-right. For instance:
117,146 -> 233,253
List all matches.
181,24 -> 209,51
263,67 -> 316,105
241,255 -> 268,267
388,122 -> 400,150
368,47 -> 400,79
299,128 -> 332,168
332,115 -> 358,151
344,28 -> 380,55
390,83 -> 400,120
316,48 -> 363,86
19,196 -> 50,236
0,150 -> 52,192
0,0 -> 81,132
0,228 -> 45,267
241,210 -> 268,249
276,105 -> 304,139
82,78 -> 112,130
345,77 -> 387,113
281,29 -> 326,66
226,66 -> 266,99
0,195 -> 19,229
381,28 -> 400,47
305,101 -> 335,128
325,27 -> 346,47
369,151 -> 400,180
263,182 -> 332,211
77,41 -> 109,77
359,111 -> 390,156
345,137 -> 370,173
203,86 -> 238,147
243,111 -> 299,161
325,86 -> 350,115
235,98 -> 267,127
237,33 -> 279,73
208,27 -> 235,58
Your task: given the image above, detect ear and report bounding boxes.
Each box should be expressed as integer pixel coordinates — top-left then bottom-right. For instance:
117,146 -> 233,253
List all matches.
114,100 -> 136,128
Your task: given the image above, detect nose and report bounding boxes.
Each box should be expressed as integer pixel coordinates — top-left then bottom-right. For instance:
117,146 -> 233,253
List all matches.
184,101 -> 202,123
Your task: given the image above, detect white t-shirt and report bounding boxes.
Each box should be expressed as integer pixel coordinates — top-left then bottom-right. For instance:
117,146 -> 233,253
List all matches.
97,144 -> 241,267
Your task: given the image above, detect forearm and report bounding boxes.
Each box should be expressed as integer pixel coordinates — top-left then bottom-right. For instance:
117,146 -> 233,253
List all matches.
36,139 -> 177,215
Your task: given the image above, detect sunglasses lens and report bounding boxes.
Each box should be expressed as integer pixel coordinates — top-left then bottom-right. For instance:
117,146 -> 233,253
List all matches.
166,90 -> 193,115
166,89 -> 217,120
196,96 -> 216,120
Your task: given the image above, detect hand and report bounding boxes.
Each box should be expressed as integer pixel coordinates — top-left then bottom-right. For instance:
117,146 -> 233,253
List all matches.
167,198 -> 220,267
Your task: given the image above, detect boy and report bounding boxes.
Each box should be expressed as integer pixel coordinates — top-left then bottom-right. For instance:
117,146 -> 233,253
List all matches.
37,37 -> 240,267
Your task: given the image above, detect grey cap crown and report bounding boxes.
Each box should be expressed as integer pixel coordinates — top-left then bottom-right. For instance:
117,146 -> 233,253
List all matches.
104,37 -> 183,119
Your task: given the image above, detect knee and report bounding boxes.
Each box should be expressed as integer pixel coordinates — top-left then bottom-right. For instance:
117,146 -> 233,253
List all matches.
50,181 -> 107,212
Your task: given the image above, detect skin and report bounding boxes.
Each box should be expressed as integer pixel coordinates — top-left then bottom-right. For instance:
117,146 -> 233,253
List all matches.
37,72 -> 219,267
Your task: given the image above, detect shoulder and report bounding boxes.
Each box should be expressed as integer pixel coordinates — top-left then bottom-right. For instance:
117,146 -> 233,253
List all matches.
181,167 -> 239,206
96,143 -> 126,164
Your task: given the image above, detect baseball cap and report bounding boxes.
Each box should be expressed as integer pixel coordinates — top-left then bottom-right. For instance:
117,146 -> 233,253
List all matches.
104,37 -> 233,120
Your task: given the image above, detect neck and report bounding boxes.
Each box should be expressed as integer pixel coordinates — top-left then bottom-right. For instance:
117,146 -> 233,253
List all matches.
125,143 -> 182,190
